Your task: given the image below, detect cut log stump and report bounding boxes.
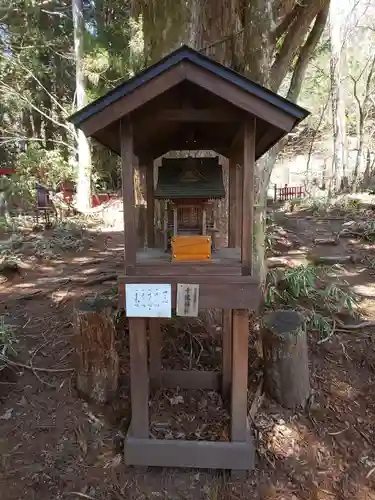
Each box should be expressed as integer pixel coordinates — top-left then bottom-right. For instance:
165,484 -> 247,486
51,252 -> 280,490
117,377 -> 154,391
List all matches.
74,297 -> 119,404
262,310 -> 310,410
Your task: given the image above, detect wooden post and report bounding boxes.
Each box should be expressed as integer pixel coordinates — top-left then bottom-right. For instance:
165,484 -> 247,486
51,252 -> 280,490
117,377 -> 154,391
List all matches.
120,118 -> 136,274
262,310 -> 310,410
145,162 -> 155,248
222,309 -> 232,402
231,309 -> 249,441
129,318 -> 149,438
236,164 -> 243,248
202,206 -> 207,235
74,297 -> 119,404
136,204 -> 146,249
163,201 -> 168,250
241,117 -> 255,275
228,159 -> 237,247
149,319 -> 162,389
173,206 -> 178,236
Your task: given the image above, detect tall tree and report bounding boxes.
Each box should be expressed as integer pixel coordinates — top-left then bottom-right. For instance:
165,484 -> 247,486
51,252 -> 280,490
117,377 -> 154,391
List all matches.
132,0 -> 330,280
329,0 -> 352,193
72,0 -> 92,211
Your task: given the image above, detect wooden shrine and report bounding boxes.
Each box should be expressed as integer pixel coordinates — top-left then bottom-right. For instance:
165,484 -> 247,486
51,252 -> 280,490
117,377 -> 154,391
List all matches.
155,156 -> 225,255
69,45 -> 309,473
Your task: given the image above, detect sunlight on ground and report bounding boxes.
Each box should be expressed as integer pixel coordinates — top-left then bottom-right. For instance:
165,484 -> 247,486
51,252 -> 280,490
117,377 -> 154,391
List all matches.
352,284 -> 375,298
330,379 -> 359,400
266,421 -> 302,459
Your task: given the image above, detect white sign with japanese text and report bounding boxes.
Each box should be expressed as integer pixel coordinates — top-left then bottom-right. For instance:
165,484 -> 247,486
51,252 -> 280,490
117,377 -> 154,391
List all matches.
125,284 -> 172,318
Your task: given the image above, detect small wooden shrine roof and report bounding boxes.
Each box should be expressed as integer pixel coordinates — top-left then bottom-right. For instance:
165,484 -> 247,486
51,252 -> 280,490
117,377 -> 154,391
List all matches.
69,45 -> 309,160
154,157 -> 225,200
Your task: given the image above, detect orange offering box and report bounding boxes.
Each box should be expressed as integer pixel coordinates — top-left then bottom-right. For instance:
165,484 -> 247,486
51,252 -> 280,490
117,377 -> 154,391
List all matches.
171,235 -> 211,262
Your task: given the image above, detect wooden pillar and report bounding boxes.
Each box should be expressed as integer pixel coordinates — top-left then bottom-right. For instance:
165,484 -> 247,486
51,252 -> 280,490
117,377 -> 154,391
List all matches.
145,162 -> 155,248
163,202 -> 168,250
231,309 -> 249,442
241,117 -> 255,275
228,160 -> 237,247
129,318 -> 149,438
149,319 -> 162,389
222,309 -> 232,401
120,118 -> 136,274
202,206 -> 207,235
236,164 -> 243,248
173,206 -> 178,236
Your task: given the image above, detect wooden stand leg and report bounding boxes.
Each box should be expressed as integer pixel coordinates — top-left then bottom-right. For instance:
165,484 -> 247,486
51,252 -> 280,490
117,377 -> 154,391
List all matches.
149,319 -> 162,390
222,309 -> 232,402
231,309 -> 249,442
129,318 -> 149,438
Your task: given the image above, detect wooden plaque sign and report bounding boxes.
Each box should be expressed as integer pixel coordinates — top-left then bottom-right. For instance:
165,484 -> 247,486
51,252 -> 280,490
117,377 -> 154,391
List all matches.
176,283 -> 199,317
125,284 -> 172,318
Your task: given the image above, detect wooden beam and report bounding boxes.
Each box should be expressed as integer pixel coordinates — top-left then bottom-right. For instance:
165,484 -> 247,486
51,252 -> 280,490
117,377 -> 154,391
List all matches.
145,163 -> 155,248
120,117 -> 136,273
135,262 -> 242,276
228,159 -> 237,247
182,62 -> 295,131
82,65 -> 186,136
129,318 -> 149,438
241,117 -> 256,275
160,370 -> 220,390
135,128 -> 234,160
155,108 -> 242,122
256,127 -> 283,157
124,428 -> 254,470
231,309 -> 249,442
118,276 -> 261,311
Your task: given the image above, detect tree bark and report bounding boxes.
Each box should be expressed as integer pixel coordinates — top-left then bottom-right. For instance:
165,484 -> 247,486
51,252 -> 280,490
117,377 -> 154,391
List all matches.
352,54 -> 375,190
262,310 -> 310,409
271,0 -> 328,91
72,0 -> 92,212
74,297 -> 119,403
287,2 -> 330,103
329,0 -> 349,194
133,0 -> 329,283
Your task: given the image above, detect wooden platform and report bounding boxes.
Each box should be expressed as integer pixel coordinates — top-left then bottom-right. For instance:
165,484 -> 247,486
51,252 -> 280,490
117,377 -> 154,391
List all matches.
135,247 -> 242,275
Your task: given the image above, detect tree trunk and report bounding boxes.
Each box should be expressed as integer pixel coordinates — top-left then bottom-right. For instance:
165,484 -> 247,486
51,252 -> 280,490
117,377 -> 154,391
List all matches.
133,0 -> 329,283
72,0 -> 92,212
74,297 -> 119,403
329,0 -> 348,194
262,310 -> 310,409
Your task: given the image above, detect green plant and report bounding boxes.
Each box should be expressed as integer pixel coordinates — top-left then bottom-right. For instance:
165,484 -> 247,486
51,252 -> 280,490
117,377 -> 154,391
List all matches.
265,265 -> 359,341
307,312 -> 333,342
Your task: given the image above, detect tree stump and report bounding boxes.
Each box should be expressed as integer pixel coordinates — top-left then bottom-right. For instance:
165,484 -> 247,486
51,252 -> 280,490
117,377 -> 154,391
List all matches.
262,310 -> 310,410
74,297 -> 119,403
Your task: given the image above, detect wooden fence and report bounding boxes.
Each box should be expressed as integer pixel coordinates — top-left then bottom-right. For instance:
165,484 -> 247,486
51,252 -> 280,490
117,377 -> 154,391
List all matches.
274,184 -> 304,202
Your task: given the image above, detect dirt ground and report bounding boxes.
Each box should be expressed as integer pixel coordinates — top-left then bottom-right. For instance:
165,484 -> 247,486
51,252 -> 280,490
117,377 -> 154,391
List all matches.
0,212 -> 375,500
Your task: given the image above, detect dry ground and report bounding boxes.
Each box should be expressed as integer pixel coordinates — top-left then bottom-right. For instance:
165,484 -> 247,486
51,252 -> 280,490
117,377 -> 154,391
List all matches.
0,212 -> 374,500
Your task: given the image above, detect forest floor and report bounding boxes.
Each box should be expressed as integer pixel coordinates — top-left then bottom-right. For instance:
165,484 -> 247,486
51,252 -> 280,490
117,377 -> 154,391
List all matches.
0,208 -> 375,500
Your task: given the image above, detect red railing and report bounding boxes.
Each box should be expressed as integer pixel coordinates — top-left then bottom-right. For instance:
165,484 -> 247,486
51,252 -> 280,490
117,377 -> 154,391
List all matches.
274,184 -> 304,202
